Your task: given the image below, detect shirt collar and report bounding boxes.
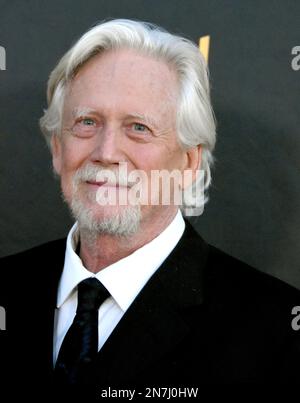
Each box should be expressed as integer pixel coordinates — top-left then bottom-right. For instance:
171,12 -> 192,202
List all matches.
57,210 -> 185,312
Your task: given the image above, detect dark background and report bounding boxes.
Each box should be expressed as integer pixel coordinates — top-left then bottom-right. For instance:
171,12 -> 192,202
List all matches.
0,0 -> 299,289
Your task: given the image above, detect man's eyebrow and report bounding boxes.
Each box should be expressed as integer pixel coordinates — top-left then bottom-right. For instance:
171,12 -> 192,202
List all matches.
71,107 -> 98,118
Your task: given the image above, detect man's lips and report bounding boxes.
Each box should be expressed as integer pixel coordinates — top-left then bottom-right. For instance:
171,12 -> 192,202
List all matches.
86,180 -> 129,188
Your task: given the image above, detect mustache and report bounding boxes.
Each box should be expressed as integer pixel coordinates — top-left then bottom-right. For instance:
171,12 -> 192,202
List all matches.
72,164 -> 132,187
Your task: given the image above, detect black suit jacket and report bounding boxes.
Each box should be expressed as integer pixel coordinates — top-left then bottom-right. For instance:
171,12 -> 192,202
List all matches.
1,221 -> 300,397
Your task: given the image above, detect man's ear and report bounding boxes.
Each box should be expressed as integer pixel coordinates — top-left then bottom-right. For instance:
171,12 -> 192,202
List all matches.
183,144 -> 202,189
51,135 -> 62,175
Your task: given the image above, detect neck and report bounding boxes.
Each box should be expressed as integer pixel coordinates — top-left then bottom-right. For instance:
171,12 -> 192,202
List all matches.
78,207 -> 178,273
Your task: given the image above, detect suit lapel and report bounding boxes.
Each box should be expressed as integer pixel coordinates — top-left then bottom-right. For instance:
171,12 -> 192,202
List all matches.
94,221 -> 208,384
31,239 -> 66,376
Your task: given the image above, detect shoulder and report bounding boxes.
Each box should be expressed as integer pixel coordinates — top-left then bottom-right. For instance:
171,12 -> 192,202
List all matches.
183,220 -> 300,306
206,243 -> 300,302
1,238 -> 66,261
199,242 -> 300,345
0,238 -> 66,308
0,238 -> 66,282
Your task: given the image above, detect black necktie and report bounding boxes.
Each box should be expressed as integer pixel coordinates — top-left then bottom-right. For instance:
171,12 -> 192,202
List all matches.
54,278 -> 110,385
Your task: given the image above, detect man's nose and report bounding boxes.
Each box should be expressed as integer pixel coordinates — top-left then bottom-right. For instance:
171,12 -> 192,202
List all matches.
89,125 -> 124,166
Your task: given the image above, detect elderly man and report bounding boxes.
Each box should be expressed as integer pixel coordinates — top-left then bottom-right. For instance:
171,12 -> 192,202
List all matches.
0,19 -> 299,396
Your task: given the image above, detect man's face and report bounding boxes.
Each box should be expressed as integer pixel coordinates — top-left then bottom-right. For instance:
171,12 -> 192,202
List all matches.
52,49 -> 198,233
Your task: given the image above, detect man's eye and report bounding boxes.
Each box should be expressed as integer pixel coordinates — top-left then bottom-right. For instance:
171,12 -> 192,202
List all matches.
81,118 -> 95,126
70,117 -> 98,138
133,123 -> 148,132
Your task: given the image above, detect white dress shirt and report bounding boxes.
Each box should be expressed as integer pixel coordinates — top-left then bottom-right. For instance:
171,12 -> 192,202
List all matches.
53,210 -> 185,366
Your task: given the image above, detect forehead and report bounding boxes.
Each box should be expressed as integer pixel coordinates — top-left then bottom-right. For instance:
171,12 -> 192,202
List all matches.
64,48 -> 178,118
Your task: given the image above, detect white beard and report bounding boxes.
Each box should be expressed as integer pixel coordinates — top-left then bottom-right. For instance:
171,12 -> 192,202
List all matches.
70,196 -> 141,237
68,164 -> 142,237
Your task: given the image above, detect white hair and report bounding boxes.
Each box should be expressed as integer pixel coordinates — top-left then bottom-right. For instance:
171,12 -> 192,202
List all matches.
39,18 -> 216,215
